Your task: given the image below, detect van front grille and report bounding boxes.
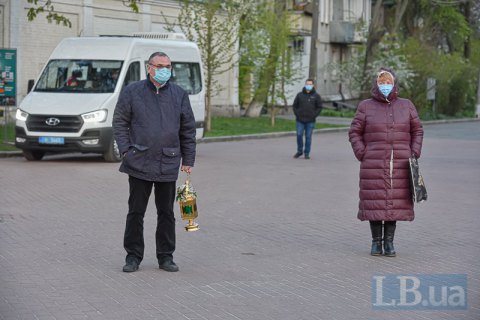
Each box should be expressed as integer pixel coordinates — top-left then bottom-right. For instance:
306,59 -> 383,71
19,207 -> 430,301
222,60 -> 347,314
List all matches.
26,115 -> 83,133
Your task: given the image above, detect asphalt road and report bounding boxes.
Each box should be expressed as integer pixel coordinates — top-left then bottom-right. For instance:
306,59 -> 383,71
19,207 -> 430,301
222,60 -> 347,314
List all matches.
0,121 -> 479,320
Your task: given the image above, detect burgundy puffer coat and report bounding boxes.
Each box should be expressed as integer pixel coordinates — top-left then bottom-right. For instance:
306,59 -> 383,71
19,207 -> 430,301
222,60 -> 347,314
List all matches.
349,71 -> 423,221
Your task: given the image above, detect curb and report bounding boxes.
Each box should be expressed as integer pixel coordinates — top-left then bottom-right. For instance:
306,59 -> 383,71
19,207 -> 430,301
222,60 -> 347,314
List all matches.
0,150 -> 23,158
197,126 -> 349,144
2,118 -> 478,157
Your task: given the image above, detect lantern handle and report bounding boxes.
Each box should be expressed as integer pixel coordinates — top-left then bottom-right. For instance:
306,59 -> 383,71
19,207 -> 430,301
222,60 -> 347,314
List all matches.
185,172 -> 191,192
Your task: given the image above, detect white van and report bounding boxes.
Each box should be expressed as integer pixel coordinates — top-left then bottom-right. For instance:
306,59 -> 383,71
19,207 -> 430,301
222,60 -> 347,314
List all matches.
15,33 -> 205,161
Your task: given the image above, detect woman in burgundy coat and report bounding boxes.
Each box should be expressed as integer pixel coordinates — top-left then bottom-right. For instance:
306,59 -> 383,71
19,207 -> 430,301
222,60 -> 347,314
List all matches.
349,68 -> 424,257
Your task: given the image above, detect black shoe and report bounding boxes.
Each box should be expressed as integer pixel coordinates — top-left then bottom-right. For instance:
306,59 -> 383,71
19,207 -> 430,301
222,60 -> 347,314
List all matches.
304,154 -> 310,159
384,241 -> 396,257
159,259 -> 179,272
123,257 -> 139,272
371,240 -> 383,256
293,152 -> 303,159
369,221 -> 383,256
383,221 -> 397,257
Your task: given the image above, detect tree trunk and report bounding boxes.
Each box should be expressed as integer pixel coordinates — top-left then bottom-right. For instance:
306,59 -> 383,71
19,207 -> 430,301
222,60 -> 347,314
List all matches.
393,0 -> 409,34
463,0 -> 471,60
205,90 -> 212,132
204,10 -> 214,132
245,0 -> 284,117
361,0 -> 385,97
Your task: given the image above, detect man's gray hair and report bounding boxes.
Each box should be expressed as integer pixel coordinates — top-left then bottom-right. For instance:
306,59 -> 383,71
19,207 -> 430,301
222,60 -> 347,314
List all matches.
148,52 -> 170,64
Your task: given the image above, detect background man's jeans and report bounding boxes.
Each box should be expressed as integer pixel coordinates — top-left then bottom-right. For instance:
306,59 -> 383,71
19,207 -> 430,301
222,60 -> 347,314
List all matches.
296,121 -> 315,154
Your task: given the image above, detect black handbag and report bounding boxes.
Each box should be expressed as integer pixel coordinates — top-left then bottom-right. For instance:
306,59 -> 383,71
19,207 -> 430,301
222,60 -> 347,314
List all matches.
409,155 -> 427,203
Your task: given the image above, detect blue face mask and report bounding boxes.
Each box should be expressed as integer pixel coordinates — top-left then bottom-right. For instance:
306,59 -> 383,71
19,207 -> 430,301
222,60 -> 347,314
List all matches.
378,84 -> 393,97
152,67 -> 171,84
304,84 -> 313,91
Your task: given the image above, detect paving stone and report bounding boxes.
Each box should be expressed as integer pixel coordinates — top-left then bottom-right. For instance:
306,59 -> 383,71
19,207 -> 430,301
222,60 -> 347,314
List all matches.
0,122 -> 478,319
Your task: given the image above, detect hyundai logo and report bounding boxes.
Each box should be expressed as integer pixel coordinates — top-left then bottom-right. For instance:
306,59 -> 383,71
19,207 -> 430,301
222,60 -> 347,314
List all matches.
45,118 -> 60,126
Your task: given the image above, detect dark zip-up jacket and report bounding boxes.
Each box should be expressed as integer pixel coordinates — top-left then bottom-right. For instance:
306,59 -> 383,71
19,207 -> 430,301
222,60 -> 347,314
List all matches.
292,88 -> 323,123
113,78 -> 196,182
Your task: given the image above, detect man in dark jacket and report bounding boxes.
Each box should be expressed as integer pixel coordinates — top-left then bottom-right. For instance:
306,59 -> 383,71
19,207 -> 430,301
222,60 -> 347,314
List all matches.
292,78 -> 322,159
113,52 -> 196,273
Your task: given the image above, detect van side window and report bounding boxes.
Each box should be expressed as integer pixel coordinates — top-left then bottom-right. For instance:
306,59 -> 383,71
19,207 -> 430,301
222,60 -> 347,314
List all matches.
171,63 -> 202,94
143,61 -> 202,94
124,62 -> 140,88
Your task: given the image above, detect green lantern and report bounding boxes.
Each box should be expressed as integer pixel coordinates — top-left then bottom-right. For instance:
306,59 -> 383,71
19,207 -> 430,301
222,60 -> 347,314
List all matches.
176,174 -> 199,232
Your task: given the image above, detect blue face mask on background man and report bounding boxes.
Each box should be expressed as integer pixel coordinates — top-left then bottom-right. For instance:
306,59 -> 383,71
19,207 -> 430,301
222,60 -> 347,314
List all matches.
153,67 -> 171,84
304,84 -> 313,91
378,84 -> 393,97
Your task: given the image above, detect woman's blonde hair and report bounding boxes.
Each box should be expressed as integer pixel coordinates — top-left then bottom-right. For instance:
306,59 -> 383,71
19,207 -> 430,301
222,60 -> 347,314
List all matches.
377,71 -> 394,84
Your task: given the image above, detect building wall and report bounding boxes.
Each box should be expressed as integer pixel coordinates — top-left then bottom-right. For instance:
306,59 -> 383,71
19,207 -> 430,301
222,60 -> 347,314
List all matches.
3,0 -> 238,110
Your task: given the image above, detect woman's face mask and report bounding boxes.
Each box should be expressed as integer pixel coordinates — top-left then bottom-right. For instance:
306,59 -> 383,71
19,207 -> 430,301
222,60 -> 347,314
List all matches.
378,84 -> 393,97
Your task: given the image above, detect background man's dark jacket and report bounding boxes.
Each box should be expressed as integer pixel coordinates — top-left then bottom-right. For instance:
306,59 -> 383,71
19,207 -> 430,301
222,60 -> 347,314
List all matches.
292,88 -> 323,123
113,78 -> 196,182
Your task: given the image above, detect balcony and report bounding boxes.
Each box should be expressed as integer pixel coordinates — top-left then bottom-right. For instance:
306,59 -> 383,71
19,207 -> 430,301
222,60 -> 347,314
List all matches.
329,21 -> 355,44
289,11 -> 312,36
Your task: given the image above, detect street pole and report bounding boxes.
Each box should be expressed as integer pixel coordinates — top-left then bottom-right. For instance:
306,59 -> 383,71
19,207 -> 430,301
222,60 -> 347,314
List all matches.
309,0 -> 319,81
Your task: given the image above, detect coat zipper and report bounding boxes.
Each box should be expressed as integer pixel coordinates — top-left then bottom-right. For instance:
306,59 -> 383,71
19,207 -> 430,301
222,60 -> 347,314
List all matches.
388,100 -> 394,189
389,148 -> 394,189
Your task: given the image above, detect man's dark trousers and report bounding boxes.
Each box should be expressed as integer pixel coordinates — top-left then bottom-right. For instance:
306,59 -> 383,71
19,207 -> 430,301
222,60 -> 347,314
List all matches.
124,176 -> 176,264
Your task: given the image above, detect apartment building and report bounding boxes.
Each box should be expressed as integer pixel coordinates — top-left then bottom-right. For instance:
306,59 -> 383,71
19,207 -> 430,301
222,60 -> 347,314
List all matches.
285,0 -> 371,104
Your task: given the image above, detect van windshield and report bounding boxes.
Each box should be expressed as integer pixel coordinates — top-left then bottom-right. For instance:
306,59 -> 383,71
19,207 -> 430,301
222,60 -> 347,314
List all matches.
35,60 -> 123,93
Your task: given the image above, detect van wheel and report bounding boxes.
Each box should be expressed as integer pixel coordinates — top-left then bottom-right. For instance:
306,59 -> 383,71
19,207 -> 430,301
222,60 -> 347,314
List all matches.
23,150 -> 45,161
104,138 -> 121,162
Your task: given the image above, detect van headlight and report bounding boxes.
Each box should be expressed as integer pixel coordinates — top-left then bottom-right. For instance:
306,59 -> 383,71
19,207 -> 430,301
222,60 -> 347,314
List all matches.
82,110 -> 107,123
16,109 -> 29,121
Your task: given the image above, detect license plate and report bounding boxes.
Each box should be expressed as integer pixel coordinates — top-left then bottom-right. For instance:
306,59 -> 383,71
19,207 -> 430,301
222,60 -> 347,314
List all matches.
38,136 -> 65,145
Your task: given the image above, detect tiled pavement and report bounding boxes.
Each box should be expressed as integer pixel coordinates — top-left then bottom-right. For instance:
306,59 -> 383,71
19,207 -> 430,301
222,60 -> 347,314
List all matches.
0,122 -> 479,319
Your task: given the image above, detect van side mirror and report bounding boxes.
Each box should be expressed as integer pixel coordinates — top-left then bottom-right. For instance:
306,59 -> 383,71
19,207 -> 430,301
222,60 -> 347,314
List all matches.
27,80 -> 35,93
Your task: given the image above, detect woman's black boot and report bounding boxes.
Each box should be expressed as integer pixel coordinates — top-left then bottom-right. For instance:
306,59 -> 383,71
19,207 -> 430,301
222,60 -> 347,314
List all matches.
383,221 -> 397,257
369,221 -> 383,256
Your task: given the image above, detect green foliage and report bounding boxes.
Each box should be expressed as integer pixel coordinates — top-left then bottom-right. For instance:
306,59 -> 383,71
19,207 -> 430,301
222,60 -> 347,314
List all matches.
369,33 -> 416,89
403,37 -> 478,117
328,1 -> 479,119
419,1 -> 471,52
204,116 -> 344,137
0,123 -> 18,150
325,33 -> 415,97
172,0 -> 240,79
26,0 -> 141,28
27,0 -> 72,28
162,0 -> 243,131
239,1 -> 299,112
320,109 -> 356,118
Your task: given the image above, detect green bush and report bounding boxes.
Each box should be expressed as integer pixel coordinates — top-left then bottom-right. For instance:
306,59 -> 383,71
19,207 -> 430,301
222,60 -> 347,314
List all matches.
403,38 -> 479,118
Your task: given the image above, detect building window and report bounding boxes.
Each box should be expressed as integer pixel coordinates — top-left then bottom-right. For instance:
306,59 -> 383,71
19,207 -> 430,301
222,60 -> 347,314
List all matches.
290,37 -> 305,53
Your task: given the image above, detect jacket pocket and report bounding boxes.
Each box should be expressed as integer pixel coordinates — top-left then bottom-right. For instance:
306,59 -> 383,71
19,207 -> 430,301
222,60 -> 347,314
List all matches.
161,147 -> 181,175
123,145 -> 148,172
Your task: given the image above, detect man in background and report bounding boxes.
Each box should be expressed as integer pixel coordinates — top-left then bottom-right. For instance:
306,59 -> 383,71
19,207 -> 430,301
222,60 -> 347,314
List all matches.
292,78 -> 323,159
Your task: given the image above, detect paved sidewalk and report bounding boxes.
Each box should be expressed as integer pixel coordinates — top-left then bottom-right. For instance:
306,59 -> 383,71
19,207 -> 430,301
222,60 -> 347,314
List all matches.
0,122 -> 479,319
